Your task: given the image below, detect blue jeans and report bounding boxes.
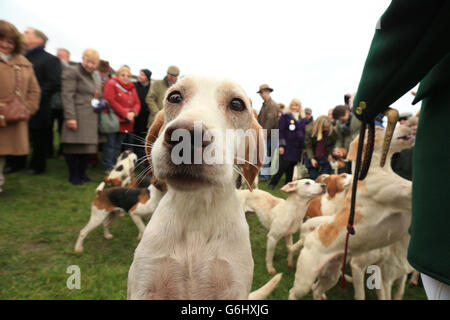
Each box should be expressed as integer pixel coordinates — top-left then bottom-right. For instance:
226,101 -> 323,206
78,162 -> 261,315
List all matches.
305,155 -> 332,181
102,132 -> 126,172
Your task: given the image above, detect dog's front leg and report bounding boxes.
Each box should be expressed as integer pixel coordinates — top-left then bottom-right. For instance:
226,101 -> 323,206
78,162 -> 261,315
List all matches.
350,259 -> 367,300
393,275 -> 407,300
284,235 -> 294,268
266,234 -> 281,275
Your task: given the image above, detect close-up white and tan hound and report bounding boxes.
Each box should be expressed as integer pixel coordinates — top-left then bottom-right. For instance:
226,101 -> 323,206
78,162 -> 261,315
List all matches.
306,173 -> 353,218
74,178 -> 166,253
289,123 -> 414,300
237,179 -> 325,275
103,150 -> 138,187
127,75 -> 282,300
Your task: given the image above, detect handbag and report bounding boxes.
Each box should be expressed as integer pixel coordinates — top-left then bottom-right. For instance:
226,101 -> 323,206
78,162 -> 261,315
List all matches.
0,65 -> 30,127
294,154 -> 309,180
98,106 -> 119,134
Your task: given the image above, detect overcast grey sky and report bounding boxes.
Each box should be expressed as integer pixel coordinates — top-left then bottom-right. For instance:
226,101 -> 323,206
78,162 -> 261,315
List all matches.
1,0 -> 419,117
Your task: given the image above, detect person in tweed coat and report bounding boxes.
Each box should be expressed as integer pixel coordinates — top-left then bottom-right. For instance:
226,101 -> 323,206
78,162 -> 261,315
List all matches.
60,48 -> 102,185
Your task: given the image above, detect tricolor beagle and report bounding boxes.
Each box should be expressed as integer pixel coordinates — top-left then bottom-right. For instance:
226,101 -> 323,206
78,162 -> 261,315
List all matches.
74,178 -> 166,253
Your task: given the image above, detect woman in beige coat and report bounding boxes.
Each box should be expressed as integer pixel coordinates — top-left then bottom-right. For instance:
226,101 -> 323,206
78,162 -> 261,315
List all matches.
0,20 -> 40,196
60,49 -> 101,185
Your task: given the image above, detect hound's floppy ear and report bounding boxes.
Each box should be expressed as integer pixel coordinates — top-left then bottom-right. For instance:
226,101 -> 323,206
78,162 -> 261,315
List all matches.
326,176 -> 338,197
280,181 -> 298,193
241,115 -> 265,191
145,110 -> 165,159
146,110 -> 168,187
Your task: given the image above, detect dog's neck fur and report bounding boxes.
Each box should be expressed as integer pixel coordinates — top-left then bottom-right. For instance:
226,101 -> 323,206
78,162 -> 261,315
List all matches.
285,193 -> 312,219
162,183 -> 242,234
365,149 -> 399,177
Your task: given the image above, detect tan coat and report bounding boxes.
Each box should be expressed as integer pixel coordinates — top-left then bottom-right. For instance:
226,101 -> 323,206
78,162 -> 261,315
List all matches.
257,98 -> 279,138
60,64 -> 102,145
0,55 -> 41,155
145,77 -> 169,127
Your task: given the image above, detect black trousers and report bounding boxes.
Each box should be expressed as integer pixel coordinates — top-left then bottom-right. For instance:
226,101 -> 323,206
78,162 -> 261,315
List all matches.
65,153 -> 90,184
49,109 -> 64,157
269,157 -> 297,187
29,128 -> 51,172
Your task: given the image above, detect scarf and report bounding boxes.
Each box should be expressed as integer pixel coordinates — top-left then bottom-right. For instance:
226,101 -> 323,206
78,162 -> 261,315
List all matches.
290,111 -> 300,120
111,76 -> 135,91
25,45 -> 45,58
0,51 -> 10,61
314,130 -> 329,159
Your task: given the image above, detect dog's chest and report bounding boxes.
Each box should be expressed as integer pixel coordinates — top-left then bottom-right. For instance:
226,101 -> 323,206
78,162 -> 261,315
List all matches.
136,253 -> 247,300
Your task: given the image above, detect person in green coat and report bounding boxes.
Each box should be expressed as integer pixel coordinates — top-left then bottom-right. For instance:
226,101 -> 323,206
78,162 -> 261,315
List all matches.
145,65 -> 179,127
353,0 -> 450,298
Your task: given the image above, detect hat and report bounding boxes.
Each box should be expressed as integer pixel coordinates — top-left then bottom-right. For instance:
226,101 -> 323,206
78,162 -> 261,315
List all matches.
399,112 -> 413,121
141,69 -> 152,80
257,84 -> 274,93
305,108 -> 312,115
167,65 -> 180,77
97,60 -> 113,73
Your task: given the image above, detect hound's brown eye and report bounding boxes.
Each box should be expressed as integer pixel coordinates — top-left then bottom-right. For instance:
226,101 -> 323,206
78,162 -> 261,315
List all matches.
229,98 -> 246,112
167,91 -> 183,104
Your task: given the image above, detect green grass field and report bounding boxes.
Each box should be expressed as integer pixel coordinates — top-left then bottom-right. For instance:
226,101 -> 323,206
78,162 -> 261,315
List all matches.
0,156 -> 426,300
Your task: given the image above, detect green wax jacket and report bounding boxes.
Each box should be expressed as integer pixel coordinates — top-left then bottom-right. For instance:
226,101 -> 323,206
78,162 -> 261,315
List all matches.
353,0 -> 450,285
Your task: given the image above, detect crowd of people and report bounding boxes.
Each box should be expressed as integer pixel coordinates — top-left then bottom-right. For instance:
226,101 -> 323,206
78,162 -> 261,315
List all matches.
0,19 -> 418,194
0,20 -> 180,191
255,82 -> 418,189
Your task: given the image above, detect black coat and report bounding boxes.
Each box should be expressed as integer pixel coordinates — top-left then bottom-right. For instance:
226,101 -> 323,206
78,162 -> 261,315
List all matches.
133,81 -> 151,136
25,46 -> 62,129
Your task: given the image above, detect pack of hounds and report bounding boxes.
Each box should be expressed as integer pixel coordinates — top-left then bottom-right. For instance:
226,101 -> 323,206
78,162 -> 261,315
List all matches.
74,76 -> 420,300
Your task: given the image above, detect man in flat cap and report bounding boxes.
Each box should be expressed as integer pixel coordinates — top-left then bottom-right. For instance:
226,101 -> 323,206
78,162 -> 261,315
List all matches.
257,84 -> 279,181
145,65 -> 179,127
353,0 -> 450,299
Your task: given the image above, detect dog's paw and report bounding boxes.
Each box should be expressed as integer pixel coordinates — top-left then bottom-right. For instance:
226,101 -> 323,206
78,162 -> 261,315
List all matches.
74,247 -> 83,253
104,234 -> 114,240
267,267 -> 277,275
409,280 -> 418,287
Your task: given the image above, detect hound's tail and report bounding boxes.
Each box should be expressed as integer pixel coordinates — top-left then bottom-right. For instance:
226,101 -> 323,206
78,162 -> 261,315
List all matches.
248,273 -> 282,300
96,181 -> 106,194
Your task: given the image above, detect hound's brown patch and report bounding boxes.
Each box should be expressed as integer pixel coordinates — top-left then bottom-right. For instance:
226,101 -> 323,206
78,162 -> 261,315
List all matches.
93,191 -> 116,211
105,178 -> 122,187
325,175 -> 346,199
306,196 -> 322,218
317,201 -> 363,247
129,190 -> 151,212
